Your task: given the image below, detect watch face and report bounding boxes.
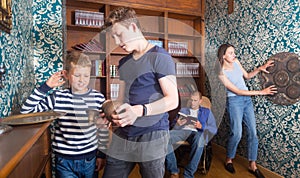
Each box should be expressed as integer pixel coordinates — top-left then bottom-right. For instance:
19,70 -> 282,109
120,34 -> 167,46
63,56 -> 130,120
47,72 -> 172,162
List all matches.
260,52 -> 300,105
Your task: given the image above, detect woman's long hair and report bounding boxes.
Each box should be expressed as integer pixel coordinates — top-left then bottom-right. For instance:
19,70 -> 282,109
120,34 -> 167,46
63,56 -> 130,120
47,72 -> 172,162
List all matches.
215,43 -> 234,75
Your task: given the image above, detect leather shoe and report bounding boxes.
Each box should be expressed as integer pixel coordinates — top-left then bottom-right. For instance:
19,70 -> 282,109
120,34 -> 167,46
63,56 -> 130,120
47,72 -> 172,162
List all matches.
225,163 -> 235,173
249,169 -> 265,178
170,173 -> 179,178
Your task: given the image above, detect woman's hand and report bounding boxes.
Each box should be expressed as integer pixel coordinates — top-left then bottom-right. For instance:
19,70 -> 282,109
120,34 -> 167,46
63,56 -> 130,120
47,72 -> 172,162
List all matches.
46,70 -> 67,88
259,60 -> 274,73
260,85 -> 277,95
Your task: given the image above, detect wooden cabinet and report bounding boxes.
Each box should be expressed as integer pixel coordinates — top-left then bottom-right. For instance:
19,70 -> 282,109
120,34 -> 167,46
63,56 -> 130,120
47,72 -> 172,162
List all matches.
65,0 -> 206,104
0,122 -> 51,178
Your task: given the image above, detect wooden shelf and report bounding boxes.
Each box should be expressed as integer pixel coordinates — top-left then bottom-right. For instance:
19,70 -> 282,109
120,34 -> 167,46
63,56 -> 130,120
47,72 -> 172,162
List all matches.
65,0 -> 206,100
67,25 -> 102,32
73,0 -> 204,17
168,33 -> 202,39
176,75 -> 200,78
90,76 -> 106,79
172,55 -> 198,58
143,31 -> 165,38
82,51 -> 106,55
110,51 -> 129,56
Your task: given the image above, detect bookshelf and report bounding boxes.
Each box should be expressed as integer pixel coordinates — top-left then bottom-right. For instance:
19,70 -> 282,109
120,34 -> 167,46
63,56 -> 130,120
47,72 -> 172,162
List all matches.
64,0 -> 206,105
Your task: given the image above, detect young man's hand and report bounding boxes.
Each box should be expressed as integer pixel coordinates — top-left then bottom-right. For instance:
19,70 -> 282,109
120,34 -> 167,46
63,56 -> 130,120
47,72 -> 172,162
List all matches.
111,103 -> 139,127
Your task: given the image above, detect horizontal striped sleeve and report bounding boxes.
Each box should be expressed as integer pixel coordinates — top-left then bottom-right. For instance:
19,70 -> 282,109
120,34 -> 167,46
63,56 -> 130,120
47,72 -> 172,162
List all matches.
98,128 -> 109,150
21,83 -> 54,113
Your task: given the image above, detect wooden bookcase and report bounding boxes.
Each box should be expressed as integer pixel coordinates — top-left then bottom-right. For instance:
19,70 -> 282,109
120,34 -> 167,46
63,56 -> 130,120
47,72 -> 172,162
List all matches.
64,0 -> 206,105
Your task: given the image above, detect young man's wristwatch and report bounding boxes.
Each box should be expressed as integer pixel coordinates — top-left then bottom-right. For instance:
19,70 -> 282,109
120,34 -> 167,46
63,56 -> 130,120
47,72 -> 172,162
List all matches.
142,104 -> 147,116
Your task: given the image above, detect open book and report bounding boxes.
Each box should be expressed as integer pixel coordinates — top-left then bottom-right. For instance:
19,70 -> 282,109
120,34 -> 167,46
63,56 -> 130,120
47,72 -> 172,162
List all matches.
177,112 -> 198,126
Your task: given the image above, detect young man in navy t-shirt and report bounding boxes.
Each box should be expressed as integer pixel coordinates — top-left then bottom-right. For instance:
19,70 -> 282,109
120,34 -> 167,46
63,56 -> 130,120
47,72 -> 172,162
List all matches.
101,7 -> 179,178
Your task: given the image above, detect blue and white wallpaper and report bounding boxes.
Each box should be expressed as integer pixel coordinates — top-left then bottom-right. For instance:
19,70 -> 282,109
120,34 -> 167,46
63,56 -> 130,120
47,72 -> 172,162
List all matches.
0,0 -> 63,117
32,0 -> 63,84
0,0 -> 299,177
0,0 -> 34,116
205,0 -> 300,177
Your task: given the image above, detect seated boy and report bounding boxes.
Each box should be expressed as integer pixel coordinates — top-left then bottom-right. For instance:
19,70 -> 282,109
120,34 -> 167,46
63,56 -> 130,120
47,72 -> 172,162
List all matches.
165,91 -> 217,178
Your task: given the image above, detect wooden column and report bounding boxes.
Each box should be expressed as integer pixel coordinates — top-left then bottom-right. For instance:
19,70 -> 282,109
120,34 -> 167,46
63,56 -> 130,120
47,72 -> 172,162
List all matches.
228,0 -> 234,14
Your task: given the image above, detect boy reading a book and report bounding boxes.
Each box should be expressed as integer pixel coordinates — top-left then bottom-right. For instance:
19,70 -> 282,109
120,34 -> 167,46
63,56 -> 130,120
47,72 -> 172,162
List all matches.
175,112 -> 199,129
165,91 -> 217,178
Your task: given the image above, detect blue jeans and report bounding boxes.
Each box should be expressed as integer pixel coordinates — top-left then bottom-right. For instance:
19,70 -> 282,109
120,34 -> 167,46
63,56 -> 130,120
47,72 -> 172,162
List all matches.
102,130 -> 168,178
55,156 -> 96,178
165,130 -> 205,178
226,96 -> 258,161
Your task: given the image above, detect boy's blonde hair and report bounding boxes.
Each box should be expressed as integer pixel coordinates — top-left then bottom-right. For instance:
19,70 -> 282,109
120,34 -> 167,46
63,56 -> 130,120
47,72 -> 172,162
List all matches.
65,50 -> 91,72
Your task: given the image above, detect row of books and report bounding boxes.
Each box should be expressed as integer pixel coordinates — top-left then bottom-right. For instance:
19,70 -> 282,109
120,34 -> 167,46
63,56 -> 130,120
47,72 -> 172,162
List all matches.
148,40 -> 163,48
178,83 -> 197,97
90,62 -> 120,77
91,60 -> 105,77
176,63 -> 199,76
75,10 -> 104,27
91,62 -> 199,77
110,65 -> 119,77
147,40 -> 190,57
71,39 -> 104,52
110,83 -> 120,100
168,41 -> 189,56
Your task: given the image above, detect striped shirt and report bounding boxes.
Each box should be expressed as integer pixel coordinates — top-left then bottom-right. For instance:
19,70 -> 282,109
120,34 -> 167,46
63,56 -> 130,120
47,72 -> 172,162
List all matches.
21,83 -> 108,159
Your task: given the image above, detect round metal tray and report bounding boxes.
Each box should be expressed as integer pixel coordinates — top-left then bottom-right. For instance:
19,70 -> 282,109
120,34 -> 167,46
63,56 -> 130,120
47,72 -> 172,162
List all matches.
0,111 -> 66,125
260,52 -> 300,105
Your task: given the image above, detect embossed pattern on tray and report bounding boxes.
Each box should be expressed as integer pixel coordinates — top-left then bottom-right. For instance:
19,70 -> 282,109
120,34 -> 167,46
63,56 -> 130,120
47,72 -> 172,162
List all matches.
260,52 -> 300,105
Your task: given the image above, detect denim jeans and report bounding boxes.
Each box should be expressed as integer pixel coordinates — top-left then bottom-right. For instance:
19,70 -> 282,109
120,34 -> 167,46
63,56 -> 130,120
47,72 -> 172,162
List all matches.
55,156 -> 96,178
226,96 -> 258,161
165,130 -> 205,178
102,130 -> 168,178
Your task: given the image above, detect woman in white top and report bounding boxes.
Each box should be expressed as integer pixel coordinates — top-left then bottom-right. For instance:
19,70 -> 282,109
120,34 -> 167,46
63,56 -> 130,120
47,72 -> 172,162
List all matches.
217,43 -> 277,178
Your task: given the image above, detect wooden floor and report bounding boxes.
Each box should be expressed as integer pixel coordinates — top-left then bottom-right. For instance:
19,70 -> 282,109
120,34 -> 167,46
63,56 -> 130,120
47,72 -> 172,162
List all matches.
99,144 -> 283,178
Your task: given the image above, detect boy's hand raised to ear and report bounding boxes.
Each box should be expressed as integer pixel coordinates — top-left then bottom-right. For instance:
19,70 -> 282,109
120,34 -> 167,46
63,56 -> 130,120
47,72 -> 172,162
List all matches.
46,70 -> 67,88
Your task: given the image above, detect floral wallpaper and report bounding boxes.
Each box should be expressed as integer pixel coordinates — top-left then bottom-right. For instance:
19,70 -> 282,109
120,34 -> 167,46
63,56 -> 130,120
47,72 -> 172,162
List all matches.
1,0 -> 299,177
32,0 -> 63,85
0,0 -> 63,117
0,0 -> 34,116
205,0 -> 300,177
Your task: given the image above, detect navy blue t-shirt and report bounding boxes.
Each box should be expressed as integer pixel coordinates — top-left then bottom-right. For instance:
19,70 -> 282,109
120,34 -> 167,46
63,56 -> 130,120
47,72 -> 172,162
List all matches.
118,45 -> 176,137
